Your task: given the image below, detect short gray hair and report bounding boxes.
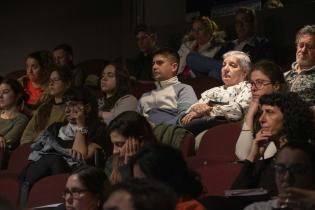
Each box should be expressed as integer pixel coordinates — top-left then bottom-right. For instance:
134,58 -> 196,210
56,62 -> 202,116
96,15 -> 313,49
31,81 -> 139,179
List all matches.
223,50 -> 251,72
296,25 -> 315,44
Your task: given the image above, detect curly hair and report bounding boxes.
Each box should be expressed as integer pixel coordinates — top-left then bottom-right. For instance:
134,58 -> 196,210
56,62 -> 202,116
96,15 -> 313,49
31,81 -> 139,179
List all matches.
259,92 -> 313,142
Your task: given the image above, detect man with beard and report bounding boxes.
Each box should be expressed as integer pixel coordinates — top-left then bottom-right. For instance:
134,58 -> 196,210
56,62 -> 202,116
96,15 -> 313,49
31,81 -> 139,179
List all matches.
285,25 -> 315,107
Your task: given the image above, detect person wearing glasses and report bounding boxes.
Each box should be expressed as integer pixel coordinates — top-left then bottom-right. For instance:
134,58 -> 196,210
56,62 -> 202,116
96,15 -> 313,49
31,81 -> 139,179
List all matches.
18,87 -> 107,208
180,50 -> 251,135
61,166 -> 109,210
235,60 -> 286,160
285,25 -> 315,108
20,67 -> 72,145
244,141 -> 315,210
200,92 -> 313,210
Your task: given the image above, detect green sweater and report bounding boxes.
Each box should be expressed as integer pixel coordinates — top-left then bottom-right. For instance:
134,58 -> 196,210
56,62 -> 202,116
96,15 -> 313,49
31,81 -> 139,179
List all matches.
20,102 -> 66,145
0,112 -> 29,149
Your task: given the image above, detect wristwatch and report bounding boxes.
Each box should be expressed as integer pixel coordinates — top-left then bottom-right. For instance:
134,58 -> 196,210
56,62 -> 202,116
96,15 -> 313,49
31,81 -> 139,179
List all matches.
78,127 -> 88,135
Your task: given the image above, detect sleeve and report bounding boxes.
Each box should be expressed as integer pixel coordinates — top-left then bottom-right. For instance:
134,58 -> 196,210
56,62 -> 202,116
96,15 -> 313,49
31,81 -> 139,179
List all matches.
104,95 -> 138,124
210,84 -> 252,120
4,115 -> 29,149
185,88 -> 217,113
20,112 -> 39,145
176,85 -> 198,123
235,122 -> 254,161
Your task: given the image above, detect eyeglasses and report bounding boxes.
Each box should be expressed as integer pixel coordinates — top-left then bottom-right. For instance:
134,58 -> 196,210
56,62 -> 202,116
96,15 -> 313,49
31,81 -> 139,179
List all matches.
62,188 -> 88,199
247,80 -> 273,90
274,163 -> 310,176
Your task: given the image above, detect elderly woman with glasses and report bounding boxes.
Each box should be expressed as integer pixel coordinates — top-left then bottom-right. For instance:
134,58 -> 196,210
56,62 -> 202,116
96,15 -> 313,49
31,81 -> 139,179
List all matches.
180,50 -> 252,135
235,60 -> 287,160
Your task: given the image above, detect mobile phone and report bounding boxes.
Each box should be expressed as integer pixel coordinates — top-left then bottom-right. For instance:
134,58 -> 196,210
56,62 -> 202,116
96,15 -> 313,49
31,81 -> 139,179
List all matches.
207,100 -> 228,105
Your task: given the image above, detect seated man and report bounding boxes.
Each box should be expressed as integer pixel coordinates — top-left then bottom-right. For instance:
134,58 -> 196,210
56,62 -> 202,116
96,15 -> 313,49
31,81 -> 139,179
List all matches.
53,44 -> 86,87
284,25 -> 315,108
127,24 -> 158,83
138,47 -> 198,125
244,141 -> 315,210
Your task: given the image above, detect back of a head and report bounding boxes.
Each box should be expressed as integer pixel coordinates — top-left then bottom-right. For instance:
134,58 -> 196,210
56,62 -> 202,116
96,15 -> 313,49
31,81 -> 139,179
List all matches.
107,111 -> 157,146
259,92 -> 313,142
104,178 -> 176,210
131,144 -> 203,198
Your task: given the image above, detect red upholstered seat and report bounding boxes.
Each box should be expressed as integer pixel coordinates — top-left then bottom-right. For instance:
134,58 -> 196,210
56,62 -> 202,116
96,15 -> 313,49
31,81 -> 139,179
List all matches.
179,132 -> 196,160
27,173 -> 69,208
0,173 -> 20,207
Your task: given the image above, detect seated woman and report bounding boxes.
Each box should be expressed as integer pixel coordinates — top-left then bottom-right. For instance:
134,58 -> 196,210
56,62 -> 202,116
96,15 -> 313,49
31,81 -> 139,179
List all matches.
0,79 -> 29,157
181,51 -> 252,135
178,16 -> 225,79
60,165 -> 109,210
19,50 -> 55,117
20,67 -> 72,145
98,62 -> 138,124
235,60 -> 286,160
18,87 -> 107,207
105,111 -> 157,184
131,144 -> 205,210
200,92 -> 313,210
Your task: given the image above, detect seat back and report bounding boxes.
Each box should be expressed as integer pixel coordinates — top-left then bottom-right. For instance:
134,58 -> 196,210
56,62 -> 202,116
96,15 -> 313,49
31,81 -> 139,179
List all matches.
179,132 -> 196,159
197,163 -> 241,196
27,173 -> 69,208
196,122 -> 242,162
0,173 -> 20,207
7,144 -> 32,173
183,77 -> 222,97
5,69 -> 26,80
131,82 -> 155,99
77,59 -> 108,76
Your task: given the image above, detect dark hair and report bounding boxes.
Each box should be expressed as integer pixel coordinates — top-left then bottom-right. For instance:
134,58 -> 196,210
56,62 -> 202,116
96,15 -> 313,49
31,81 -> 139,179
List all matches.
100,61 -> 131,111
259,92 -> 313,142
235,7 -> 256,25
0,78 -> 29,106
152,47 -> 180,66
53,44 -> 73,57
71,165 -> 109,207
277,141 -> 315,175
63,87 -> 98,123
26,50 -> 55,72
104,178 -> 176,210
50,66 -> 73,84
134,24 -> 156,36
107,111 -> 157,146
130,144 -> 203,198
250,60 -> 286,92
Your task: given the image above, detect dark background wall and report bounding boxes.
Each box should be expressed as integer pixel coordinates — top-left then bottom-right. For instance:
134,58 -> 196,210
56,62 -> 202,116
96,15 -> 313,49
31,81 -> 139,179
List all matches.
0,0 -> 315,76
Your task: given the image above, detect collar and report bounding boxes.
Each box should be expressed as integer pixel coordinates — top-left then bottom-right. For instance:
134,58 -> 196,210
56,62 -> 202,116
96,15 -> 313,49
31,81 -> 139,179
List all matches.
155,76 -> 179,89
291,62 -> 315,73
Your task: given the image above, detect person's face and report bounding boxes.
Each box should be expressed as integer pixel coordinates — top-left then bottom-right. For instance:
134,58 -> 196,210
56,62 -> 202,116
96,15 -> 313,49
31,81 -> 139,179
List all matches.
249,70 -> 279,102
136,31 -> 155,53
48,71 -> 70,98
275,147 -> 315,193
26,57 -> 43,83
0,83 -> 17,109
100,65 -> 117,95
64,101 -> 87,124
221,55 -> 247,87
53,49 -> 72,67
235,13 -> 254,41
64,174 -> 100,210
152,54 -> 177,81
110,130 -> 128,158
259,105 -> 283,136
132,164 -> 146,179
296,34 -> 315,69
103,190 -> 134,210
191,20 -> 210,45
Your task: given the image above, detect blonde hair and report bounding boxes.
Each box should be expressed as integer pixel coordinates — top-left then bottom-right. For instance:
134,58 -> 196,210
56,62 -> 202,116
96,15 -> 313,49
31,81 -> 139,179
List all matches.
183,16 -> 225,45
